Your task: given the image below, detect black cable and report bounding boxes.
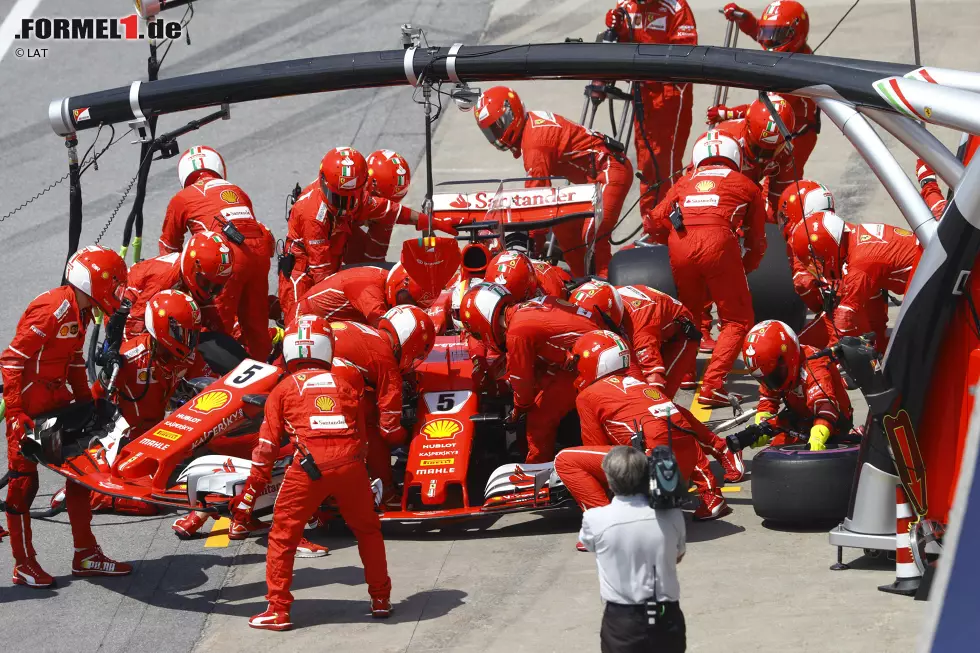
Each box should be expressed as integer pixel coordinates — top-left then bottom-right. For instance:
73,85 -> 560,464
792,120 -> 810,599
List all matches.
812,0 -> 862,53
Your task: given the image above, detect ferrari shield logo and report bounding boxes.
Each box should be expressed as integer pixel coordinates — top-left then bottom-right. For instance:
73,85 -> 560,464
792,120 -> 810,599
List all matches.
422,418 -> 463,440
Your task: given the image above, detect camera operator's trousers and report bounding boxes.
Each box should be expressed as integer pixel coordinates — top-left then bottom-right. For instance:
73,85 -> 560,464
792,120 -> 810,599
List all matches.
601,601 -> 686,653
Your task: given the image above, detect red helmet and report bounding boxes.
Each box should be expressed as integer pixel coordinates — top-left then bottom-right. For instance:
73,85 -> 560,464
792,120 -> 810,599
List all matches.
282,314 -> 334,370
757,1 -> 809,52
177,145 -> 227,188
776,180 -> 835,235
475,86 -> 527,157
571,330 -> 632,391
459,282 -> 515,350
745,95 -> 796,160
319,147 -> 368,217
486,250 -> 538,301
180,231 -> 235,303
379,305 -> 435,371
65,245 -> 128,314
145,290 -> 201,360
741,320 -> 802,392
789,210 -> 847,280
385,262 -> 437,308
570,280 -> 624,327
366,150 -> 411,200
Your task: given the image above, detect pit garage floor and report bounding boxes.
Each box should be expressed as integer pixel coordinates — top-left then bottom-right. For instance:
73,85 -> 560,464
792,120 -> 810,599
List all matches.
2,0 -> 978,651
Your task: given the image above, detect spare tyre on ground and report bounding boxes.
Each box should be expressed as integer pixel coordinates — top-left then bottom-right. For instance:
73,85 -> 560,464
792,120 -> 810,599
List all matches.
751,442 -> 861,525
607,224 -> 807,332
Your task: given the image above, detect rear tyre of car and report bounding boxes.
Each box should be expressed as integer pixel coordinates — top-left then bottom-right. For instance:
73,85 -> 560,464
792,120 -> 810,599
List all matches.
751,442 -> 860,526
607,224 -> 807,332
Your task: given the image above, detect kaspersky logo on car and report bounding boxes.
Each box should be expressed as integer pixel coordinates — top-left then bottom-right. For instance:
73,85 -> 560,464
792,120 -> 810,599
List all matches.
15,14 -> 183,41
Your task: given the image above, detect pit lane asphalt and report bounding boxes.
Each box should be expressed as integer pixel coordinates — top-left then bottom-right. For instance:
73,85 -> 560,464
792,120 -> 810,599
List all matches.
1,0 -> 979,651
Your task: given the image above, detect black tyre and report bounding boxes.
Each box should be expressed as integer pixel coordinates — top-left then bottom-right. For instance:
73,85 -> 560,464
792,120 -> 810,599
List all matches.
751,442 -> 860,525
607,225 -> 807,332
607,245 -> 677,297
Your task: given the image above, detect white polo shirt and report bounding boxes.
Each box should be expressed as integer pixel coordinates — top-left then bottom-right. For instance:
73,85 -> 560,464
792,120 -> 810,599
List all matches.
579,494 -> 686,605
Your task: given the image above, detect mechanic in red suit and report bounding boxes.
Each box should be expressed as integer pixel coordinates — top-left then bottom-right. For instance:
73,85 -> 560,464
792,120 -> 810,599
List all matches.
789,211 -> 921,350
460,283 -> 602,463
716,95 -> 799,209
278,147 -> 454,320
570,280 -> 745,482
741,319 -> 853,451
1,246 -> 132,588
331,306 -> 435,509
159,146 -> 275,361
605,0 -> 698,210
775,180 -> 835,312
915,159 -> 948,219
531,258 -> 572,297
291,263 -> 437,328
643,129 -> 766,406
237,315 -> 390,630
712,1 -> 819,173
345,149 -> 413,264
554,331 -> 730,525
124,231 -> 234,341
475,86 -> 634,277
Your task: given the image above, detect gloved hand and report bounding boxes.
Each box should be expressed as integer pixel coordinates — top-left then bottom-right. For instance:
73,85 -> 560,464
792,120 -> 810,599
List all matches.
646,372 -> 667,390
231,477 -> 265,524
6,409 -> 35,441
507,405 -> 528,425
915,159 -> 937,189
722,3 -> 750,23
471,358 -> 494,394
706,104 -> 736,124
752,411 -> 775,448
416,213 -> 458,236
98,350 -> 126,390
808,423 -> 832,451
755,411 -> 774,425
604,8 -> 626,32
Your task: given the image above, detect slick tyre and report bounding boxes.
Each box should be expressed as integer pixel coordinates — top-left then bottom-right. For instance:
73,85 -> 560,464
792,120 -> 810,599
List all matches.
746,224 -> 807,333
751,442 -> 860,526
606,246 -> 677,296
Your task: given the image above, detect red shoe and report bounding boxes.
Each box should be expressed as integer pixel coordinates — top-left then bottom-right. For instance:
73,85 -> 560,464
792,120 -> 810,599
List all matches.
697,387 -> 743,408
72,546 -> 132,577
576,541 -> 589,552
693,490 -> 732,521
307,509 -> 330,531
12,559 -> 55,588
296,538 -> 329,558
679,373 -> 697,391
228,517 -> 270,540
172,511 -> 213,539
699,335 -> 717,353
0,522 -> 8,541
249,606 -> 292,631
371,597 -> 392,619
718,446 -> 746,483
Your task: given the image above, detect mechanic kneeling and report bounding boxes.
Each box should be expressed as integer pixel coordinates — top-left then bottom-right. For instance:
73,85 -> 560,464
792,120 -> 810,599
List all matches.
580,446 -> 687,653
240,315 -> 391,630
741,320 -> 853,451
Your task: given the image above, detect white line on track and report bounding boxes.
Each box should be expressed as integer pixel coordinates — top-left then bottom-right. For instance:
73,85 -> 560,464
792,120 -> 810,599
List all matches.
0,0 -> 42,64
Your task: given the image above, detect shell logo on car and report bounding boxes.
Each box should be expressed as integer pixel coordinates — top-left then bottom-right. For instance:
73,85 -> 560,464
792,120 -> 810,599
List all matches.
422,418 -> 462,440
315,395 -> 336,412
191,389 -> 232,414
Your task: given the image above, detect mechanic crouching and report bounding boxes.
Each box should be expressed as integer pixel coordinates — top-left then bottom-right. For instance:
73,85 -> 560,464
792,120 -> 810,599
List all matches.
1,246 -> 132,587
740,320 -> 853,451
579,446 -> 688,653
239,315 -> 391,630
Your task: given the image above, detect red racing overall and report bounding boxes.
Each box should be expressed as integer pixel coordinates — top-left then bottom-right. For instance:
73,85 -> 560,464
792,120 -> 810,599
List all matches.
292,266 -> 389,328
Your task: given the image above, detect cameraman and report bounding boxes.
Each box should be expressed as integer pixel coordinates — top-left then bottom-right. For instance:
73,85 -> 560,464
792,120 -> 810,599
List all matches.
580,446 -> 687,653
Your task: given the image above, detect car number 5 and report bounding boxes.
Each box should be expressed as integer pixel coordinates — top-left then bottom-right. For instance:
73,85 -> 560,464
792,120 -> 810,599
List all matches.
232,363 -> 263,385
436,393 -> 455,411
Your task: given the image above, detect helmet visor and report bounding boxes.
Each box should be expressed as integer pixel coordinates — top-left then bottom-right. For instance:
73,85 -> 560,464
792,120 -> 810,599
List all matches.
195,272 -> 224,298
169,317 -> 199,356
758,24 -> 795,50
320,175 -> 358,216
760,355 -> 791,390
480,104 -> 515,151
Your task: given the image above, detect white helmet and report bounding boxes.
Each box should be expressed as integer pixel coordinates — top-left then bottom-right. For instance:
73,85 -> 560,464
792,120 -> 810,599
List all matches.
177,145 -> 227,188
691,129 -> 743,170
802,183 -> 835,217
282,314 -> 334,370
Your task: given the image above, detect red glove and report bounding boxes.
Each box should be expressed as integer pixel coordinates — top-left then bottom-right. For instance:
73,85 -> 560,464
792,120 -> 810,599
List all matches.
416,213 -> 459,236
231,477 -> 265,524
722,3 -> 750,23
706,104 -> 737,124
646,372 -> 667,390
605,8 -> 626,33
916,158 -> 937,188
6,410 -> 35,443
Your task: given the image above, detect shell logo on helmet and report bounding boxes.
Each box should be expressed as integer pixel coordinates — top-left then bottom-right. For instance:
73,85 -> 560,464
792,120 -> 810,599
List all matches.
192,390 -> 232,414
315,396 -> 336,412
422,418 -> 463,440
